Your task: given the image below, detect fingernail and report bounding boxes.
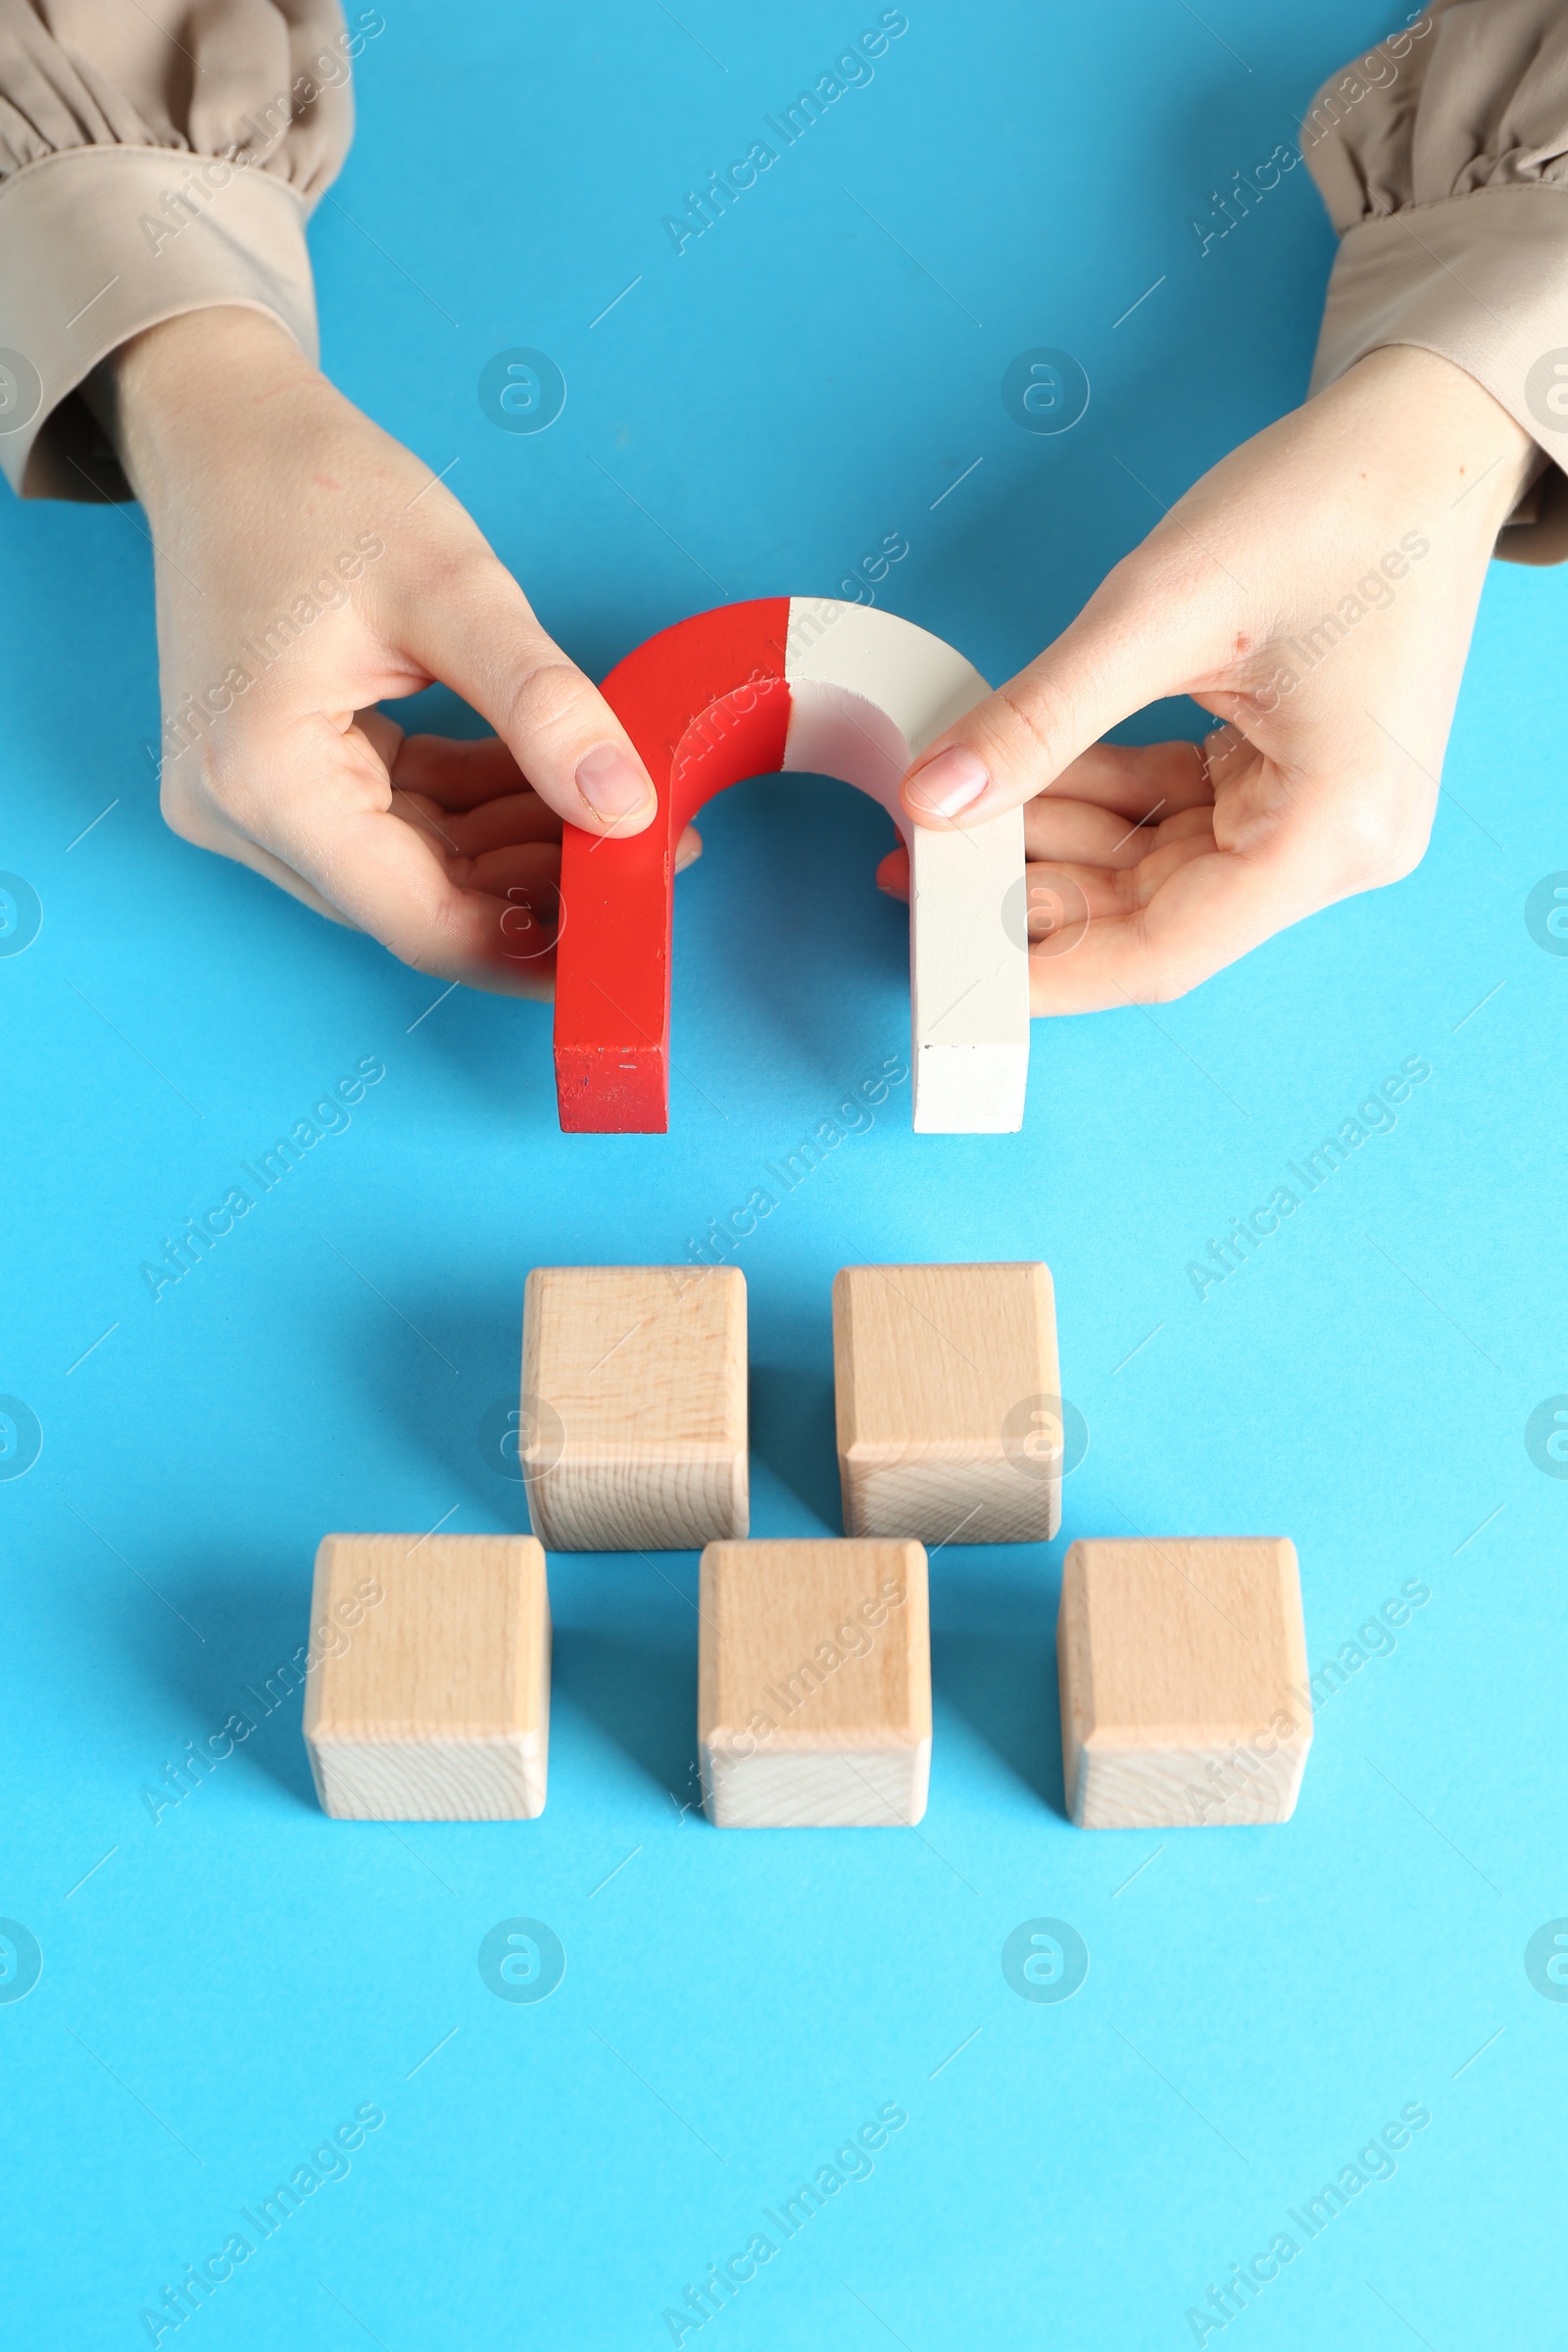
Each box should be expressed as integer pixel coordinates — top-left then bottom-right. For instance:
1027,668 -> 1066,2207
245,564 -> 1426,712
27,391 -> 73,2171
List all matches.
905,745 -> 989,817
576,743 -> 652,822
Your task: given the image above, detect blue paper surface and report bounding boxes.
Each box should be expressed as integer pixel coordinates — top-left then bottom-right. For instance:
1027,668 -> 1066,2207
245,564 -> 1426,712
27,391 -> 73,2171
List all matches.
3,5 -> 1565,2345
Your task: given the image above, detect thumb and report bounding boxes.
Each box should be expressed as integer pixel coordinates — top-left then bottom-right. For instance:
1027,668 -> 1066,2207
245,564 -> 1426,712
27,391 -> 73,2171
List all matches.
900,575 -> 1211,828
398,544 -> 658,837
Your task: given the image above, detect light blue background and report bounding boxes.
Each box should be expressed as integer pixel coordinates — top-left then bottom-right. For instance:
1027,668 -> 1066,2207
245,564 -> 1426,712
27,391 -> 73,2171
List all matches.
3,4 -> 1565,2345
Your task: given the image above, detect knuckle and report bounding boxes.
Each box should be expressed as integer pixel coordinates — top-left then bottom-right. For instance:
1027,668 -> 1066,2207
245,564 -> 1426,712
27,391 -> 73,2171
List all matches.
1142,963 -> 1197,1005
1131,916 -> 1204,1004
158,775 -> 202,844
990,682 -> 1057,768
1340,792 -> 1430,888
499,652 -> 598,746
1105,541 -> 1219,629
1378,818 -> 1429,885
395,531 -> 513,644
196,744 -> 259,827
159,743 -> 226,845
412,529 -> 492,603
176,731 -> 284,846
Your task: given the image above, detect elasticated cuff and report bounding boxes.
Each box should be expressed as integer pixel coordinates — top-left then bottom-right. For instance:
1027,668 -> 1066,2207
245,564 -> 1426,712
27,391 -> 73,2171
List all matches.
0,144 -> 318,503
1308,183 -> 1568,565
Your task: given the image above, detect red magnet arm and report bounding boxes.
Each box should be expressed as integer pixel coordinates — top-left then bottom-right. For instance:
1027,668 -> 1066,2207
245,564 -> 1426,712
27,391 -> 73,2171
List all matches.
553,598 -> 791,1134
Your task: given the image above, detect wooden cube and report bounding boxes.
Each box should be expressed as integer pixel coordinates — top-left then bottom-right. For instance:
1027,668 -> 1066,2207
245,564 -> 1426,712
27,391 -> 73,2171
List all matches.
699,1540 -> 931,1827
520,1265 -> 748,1550
1057,1538 -> 1311,1829
302,1534 -> 550,1820
832,1261 -> 1061,1544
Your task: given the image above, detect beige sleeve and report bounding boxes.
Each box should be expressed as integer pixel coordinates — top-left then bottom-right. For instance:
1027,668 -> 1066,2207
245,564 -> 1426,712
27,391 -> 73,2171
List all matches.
0,0 -> 364,502
1303,0 -> 1568,564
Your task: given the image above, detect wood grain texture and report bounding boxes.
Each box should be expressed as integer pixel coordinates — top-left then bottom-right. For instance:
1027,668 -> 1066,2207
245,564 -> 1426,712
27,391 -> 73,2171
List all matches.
520,1264 -> 748,1551
1056,1538 -> 1312,1830
302,1534 -> 550,1821
832,1262 -> 1060,1543
699,1539 -> 930,1827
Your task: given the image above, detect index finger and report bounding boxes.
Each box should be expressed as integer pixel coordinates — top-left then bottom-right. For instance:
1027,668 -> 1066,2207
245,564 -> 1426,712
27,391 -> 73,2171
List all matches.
222,709 -> 562,996
1044,737 -> 1212,819
388,730 -> 539,810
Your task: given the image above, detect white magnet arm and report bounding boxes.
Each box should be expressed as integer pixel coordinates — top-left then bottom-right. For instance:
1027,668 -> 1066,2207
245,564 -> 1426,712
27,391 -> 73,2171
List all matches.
781,600 -> 1029,1135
